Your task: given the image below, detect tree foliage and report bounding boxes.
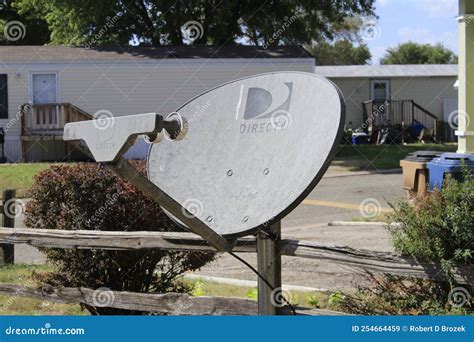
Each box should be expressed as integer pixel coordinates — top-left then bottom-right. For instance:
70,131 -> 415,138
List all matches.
0,0 -> 50,45
8,0 -> 375,46
307,39 -> 371,65
380,41 -> 458,65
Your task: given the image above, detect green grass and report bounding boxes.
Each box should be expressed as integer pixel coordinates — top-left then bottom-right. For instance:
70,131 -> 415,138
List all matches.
0,162 -> 78,198
0,264 -> 84,315
0,163 -> 53,198
184,278 -> 332,310
0,265 -> 337,314
331,143 -> 458,171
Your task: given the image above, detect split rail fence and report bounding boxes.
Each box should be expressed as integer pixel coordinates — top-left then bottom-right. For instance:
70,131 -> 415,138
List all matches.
0,190 -> 472,315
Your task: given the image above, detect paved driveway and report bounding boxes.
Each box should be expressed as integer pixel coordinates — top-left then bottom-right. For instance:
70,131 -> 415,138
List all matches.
11,169 -> 405,291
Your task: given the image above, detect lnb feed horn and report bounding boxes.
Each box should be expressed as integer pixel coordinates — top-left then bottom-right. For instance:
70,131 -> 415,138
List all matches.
63,112 -> 187,163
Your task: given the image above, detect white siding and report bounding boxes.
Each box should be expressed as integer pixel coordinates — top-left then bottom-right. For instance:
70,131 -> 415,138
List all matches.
329,76 -> 457,129
0,59 -> 313,161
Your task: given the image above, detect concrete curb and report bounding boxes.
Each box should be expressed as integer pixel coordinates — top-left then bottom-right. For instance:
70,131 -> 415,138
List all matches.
324,168 -> 402,178
184,274 -> 327,293
328,221 -> 401,227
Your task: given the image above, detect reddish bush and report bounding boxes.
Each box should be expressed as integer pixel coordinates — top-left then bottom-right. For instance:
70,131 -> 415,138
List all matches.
25,161 -> 215,315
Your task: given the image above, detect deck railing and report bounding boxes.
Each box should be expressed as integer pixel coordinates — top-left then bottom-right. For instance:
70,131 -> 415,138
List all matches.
362,99 -> 439,140
20,103 -> 92,136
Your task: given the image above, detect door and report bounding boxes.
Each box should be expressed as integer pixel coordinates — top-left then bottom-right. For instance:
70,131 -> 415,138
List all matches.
32,73 -> 57,104
370,80 -> 390,125
443,97 -> 458,142
31,73 -> 58,127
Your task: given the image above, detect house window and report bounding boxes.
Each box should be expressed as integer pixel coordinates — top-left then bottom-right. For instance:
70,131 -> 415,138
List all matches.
370,80 -> 390,101
0,75 -> 7,119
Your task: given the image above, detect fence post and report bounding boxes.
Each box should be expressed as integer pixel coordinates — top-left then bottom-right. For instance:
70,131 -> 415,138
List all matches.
1,189 -> 15,265
257,221 -> 281,315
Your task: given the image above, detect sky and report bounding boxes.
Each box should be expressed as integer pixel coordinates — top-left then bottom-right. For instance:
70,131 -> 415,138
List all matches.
366,0 -> 458,64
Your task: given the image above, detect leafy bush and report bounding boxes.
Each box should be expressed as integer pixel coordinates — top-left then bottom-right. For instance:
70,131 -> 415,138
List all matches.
389,170 -> 473,280
338,274 -> 471,315
25,162 -> 215,315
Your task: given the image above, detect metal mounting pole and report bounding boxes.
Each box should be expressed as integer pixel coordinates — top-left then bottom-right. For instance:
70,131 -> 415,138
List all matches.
257,221 -> 281,315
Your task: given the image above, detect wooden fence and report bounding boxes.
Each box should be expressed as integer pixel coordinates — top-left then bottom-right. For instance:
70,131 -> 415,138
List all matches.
0,190 -> 472,315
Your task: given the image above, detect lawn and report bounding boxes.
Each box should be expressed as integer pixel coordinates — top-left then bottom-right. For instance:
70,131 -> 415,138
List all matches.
0,163 -> 53,198
0,264 -> 84,315
0,163 -> 76,198
0,264 -> 335,315
331,143 -> 458,171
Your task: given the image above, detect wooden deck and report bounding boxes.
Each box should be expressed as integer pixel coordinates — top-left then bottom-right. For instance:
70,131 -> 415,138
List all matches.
20,103 -> 92,161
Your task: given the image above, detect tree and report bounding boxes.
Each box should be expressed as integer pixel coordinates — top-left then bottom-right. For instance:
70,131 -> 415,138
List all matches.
11,0 -> 375,46
0,0 -> 49,45
380,42 -> 457,65
307,39 -> 371,65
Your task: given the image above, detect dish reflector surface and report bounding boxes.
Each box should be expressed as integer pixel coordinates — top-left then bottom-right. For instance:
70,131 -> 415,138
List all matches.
147,72 -> 344,237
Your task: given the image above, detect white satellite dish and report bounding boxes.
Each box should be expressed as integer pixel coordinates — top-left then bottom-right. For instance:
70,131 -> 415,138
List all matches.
64,71 -> 344,249
148,72 -> 345,237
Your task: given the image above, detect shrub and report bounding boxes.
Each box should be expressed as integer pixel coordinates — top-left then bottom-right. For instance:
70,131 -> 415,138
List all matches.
25,162 -> 215,315
338,274 -> 471,315
389,169 -> 473,281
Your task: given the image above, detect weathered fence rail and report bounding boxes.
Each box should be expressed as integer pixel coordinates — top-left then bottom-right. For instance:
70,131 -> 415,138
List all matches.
0,283 -> 342,316
0,228 -> 472,285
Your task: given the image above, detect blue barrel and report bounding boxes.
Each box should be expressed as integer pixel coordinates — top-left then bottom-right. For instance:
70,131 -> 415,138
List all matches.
427,152 -> 474,190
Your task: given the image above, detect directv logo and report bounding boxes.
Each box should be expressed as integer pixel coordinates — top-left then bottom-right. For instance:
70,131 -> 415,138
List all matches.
239,82 -> 293,133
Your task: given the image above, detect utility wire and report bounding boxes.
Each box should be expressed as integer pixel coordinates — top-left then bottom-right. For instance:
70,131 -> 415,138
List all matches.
228,251 -> 296,315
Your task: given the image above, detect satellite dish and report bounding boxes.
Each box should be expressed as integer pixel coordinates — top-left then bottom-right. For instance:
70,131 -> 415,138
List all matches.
147,72 -> 345,237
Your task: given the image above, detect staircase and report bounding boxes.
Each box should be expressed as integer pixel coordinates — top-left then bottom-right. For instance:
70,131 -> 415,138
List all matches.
362,99 -> 441,141
20,103 -> 93,162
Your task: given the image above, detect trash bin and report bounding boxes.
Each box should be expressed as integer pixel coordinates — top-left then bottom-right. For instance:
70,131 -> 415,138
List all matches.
427,153 -> 474,190
400,150 -> 443,198
351,132 -> 370,145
